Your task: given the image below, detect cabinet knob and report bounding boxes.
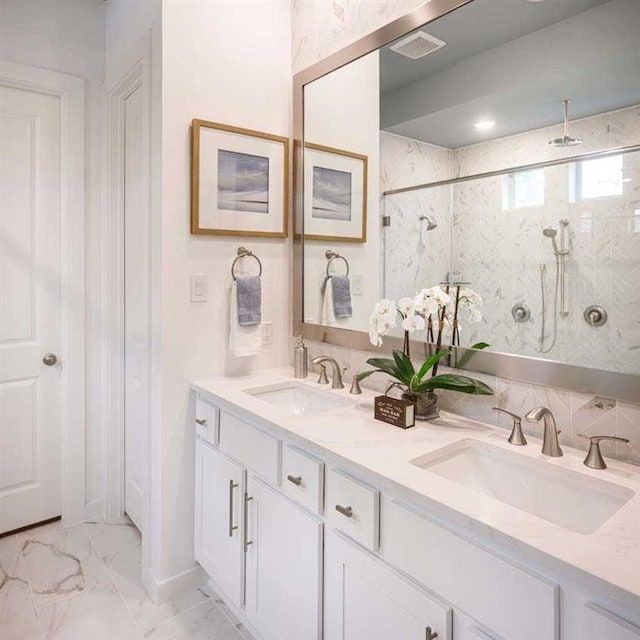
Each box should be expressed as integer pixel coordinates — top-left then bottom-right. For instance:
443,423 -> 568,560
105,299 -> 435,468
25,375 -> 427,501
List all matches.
287,475 -> 303,486
195,418 -> 207,426
335,504 -> 353,518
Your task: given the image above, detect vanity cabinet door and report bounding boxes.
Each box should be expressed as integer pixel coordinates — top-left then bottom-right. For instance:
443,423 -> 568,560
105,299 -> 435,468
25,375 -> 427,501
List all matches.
324,531 -> 452,640
194,438 -> 244,608
244,475 -> 322,640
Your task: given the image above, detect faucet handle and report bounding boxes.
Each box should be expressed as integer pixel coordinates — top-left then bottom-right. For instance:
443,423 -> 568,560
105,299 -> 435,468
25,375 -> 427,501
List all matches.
493,407 -> 527,446
578,434 -> 630,470
316,364 -> 329,385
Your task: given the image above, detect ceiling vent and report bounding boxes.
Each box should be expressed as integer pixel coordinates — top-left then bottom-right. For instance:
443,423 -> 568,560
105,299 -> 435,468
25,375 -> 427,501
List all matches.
389,31 -> 446,60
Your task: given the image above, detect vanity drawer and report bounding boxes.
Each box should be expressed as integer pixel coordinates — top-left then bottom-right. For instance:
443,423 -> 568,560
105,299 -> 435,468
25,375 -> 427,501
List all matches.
584,603 -> 640,639
326,469 -> 379,551
381,499 -> 559,640
195,397 -> 218,445
281,445 -> 324,513
218,411 -> 280,485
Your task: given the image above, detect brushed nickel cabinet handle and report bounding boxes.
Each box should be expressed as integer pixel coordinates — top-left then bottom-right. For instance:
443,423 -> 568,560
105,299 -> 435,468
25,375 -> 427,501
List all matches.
244,494 -> 253,550
195,418 -> 207,426
287,475 -> 302,486
335,504 -> 353,518
228,480 -> 238,537
425,627 -> 438,640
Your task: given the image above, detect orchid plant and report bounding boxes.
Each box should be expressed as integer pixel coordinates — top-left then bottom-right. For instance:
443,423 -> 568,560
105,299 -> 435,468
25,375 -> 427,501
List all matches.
360,286 -> 492,398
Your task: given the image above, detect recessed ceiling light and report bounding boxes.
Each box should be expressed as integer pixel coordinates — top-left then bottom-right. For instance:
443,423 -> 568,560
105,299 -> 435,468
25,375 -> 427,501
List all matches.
526,0 -> 546,3
474,120 -> 496,131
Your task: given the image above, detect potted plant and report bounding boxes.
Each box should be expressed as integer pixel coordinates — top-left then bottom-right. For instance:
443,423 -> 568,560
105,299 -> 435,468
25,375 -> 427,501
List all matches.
360,287 -> 493,420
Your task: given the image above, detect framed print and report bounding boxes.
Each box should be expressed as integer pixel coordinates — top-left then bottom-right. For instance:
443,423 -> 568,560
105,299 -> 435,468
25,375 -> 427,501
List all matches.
303,142 -> 368,243
191,119 -> 289,237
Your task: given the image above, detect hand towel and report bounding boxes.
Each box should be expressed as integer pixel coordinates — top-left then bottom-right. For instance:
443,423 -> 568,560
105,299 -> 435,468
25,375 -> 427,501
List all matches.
330,275 -> 352,319
236,275 -> 262,326
320,277 -> 335,326
230,281 -> 262,357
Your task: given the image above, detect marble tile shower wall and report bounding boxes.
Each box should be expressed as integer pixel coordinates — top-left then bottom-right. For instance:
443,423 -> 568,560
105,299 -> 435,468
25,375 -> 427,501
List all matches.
451,152 -> 640,373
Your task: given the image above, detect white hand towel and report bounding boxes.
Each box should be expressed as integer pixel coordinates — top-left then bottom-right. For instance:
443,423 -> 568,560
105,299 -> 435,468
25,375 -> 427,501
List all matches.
230,281 -> 262,357
321,277 -> 336,326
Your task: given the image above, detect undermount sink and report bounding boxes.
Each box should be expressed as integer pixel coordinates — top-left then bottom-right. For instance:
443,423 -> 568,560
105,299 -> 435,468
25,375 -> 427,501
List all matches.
411,439 -> 635,534
243,381 -> 355,416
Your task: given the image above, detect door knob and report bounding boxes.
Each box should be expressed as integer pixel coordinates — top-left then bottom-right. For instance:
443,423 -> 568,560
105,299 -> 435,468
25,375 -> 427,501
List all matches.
42,353 -> 57,366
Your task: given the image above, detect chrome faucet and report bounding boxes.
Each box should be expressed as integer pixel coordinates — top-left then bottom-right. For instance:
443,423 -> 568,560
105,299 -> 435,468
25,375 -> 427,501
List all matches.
311,356 -> 344,389
524,407 -> 563,457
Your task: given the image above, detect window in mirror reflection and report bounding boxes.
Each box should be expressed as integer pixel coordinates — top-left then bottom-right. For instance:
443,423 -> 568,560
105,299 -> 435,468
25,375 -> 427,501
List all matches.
634,210 -> 640,234
501,169 -> 545,210
575,155 -> 623,201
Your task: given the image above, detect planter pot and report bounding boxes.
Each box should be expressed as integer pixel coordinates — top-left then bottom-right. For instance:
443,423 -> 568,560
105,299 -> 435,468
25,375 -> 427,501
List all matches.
402,390 -> 439,421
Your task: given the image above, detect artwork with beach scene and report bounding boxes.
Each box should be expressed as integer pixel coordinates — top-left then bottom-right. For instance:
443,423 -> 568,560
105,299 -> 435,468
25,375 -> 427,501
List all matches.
311,166 -> 352,221
217,149 -> 269,214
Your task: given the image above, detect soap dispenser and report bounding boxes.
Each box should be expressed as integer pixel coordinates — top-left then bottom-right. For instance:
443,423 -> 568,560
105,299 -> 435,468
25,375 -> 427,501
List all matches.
294,335 -> 308,378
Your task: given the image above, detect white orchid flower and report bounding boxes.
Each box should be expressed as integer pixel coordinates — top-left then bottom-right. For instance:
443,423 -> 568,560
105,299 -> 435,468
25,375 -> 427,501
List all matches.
401,314 -> 426,333
374,298 -> 395,317
397,297 -> 415,317
368,326 -> 383,347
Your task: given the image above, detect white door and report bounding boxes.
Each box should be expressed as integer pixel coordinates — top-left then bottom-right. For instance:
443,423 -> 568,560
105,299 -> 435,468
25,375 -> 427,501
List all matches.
124,83 -> 149,532
194,439 -> 245,608
0,84 -> 62,534
324,532 -> 452,640
245,475 -> 323,640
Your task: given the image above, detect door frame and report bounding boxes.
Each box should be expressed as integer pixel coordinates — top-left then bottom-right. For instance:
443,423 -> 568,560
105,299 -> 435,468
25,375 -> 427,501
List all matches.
0,59 -> 87,526
103,36 -> 152,533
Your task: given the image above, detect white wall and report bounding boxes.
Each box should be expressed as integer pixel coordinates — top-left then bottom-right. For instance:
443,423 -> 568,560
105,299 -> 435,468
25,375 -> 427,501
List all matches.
0,0 -> 105,509
157,0 -> 292,581
303,52 -> 380,329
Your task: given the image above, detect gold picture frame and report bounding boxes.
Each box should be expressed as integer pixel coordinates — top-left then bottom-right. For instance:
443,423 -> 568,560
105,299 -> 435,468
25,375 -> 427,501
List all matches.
191,119 -> 289,238
303,142 -> 368,243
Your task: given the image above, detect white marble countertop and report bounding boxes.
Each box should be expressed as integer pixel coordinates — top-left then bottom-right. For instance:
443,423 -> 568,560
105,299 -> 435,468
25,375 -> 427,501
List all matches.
192,367 -> 640,609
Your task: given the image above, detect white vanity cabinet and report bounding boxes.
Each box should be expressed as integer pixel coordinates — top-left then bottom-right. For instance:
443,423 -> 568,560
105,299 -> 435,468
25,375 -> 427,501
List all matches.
194,437 -> 244,607
245,475 -> 323,640
192,387 -> 640,640
324,531 -> 452,640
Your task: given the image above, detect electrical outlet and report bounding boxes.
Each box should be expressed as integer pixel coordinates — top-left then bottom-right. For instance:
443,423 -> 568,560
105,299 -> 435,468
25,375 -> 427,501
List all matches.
261,321 -> 274,346
351,273 -> 364,296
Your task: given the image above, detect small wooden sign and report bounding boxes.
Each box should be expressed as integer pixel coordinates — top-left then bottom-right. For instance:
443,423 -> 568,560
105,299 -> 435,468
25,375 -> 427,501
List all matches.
374,395 -> 415,429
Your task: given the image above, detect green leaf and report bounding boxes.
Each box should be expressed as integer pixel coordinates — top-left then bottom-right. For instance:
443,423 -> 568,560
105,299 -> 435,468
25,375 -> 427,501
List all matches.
417,374 -> 494,395
470,342 -> 490,350
457,341 -> 490,368
355,369 -> 381,382
365,357 -> 404,383
410,349 -> 450,390
392,349 -> 415,382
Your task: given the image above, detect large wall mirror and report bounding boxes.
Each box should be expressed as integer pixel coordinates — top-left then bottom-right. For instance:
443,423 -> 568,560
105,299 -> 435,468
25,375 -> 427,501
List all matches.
293,0 -> 640,401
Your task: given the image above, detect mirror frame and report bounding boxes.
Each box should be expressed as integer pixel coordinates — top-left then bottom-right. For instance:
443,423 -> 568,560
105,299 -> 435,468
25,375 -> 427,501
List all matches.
292,0 -> 640,403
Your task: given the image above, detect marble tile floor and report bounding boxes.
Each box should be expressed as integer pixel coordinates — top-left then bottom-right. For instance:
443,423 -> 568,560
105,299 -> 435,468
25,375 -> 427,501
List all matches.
0,517 -> 252,640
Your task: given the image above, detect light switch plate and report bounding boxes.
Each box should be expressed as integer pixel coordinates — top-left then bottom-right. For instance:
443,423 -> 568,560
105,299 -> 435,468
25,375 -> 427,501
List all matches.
190,274 -> 207,302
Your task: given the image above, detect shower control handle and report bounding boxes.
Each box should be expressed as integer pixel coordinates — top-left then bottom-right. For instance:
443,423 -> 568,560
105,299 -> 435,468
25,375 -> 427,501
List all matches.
584,305 -> 607,328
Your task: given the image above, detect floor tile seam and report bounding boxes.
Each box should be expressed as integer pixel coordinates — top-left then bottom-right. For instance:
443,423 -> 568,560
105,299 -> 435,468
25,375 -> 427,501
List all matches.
82,521 -> 142,557
141,598 -> 218,639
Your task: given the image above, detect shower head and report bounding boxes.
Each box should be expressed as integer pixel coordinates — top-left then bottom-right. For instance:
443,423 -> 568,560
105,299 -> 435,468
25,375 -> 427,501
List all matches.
419,215 -> 438,231
549,100 -> 583,147
543,226 -> 561,254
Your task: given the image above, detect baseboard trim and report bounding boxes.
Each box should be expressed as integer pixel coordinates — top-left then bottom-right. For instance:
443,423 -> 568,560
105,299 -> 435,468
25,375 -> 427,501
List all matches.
62,501 -> 103,529
142,564 -> 206,605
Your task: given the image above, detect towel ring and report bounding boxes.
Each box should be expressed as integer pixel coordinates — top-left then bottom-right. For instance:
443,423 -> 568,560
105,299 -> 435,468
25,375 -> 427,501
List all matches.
325,250 -> 350,277
231,246 -> 263,281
